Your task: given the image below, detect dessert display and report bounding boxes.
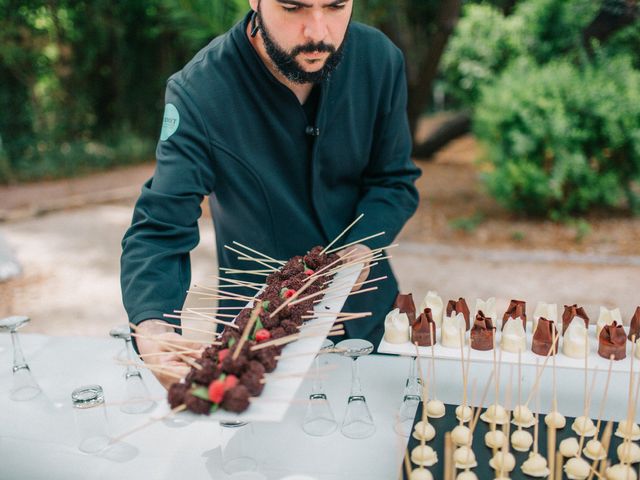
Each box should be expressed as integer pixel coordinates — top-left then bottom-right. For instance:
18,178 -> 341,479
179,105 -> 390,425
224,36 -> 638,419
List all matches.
512,404 -> 535,428
597,306 -> 622,339
562,304 -> 589,335
598,321 -> 627,360
384,308 -> 410,344
564,456 -> 591,479
531,318 -> 558,356
446,298 -> 471,331
413,420 -> 436,442
563,316 -> 589,359
606,463 -> 638,480
419,291 -> 443,328
502,299 -> 526,331
520,451 -> 549,477
412,308 -> 437,347
545,410 -> 567,429
411,445 -> 438,467
511,429 -> 533,452
442,313 -> 467,350
474,298 -> 496,326
489,451 -> 516,473
470,312 -> 494,351
396,293 -> 417,325
532,302 -> 557,335
453,446 -> 477,469
559,437 -> 580,457
501,318 -> 526,353
484,428 -> 506,450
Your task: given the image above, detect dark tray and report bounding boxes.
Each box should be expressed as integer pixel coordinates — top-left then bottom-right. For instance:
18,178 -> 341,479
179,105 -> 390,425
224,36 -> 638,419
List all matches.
402,403 -> 628,479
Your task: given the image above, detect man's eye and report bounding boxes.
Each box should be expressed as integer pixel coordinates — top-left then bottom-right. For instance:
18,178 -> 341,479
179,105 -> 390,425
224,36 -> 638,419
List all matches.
329,3 -> 346,9
282,5 -> 301,11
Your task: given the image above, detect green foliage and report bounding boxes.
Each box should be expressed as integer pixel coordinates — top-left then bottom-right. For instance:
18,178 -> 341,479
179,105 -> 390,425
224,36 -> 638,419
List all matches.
475,56 -> 640,219
449,212 -> 485,232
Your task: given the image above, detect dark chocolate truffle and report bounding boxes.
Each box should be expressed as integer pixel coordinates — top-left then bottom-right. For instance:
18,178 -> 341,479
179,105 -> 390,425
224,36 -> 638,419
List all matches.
184,391 -> 212,414
471,312 -> 494,351
532,318 -> 559,356
221,385 -> 251,413
562,304 -> 589,335
502,299 -> 526,331
599,321 -> 627,360
394,293 -> 417,325
412,308 -> 437,346
446,298 -> 471,331
167,382 -> 189,409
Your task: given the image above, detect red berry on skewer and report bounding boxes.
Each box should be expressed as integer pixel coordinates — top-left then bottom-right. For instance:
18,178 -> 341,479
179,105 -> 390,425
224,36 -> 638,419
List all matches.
224,374 -> 239,390
304,269 -> 314,276
284,289 -> 296,299
218,348 -> 230,362
255,329 -> 271,343
208,380 -> 225,403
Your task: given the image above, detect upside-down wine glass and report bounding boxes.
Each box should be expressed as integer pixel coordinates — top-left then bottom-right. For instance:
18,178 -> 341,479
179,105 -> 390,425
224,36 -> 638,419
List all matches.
109,325 -> 155,414
0,315 -> 41,401
302,338 -> 338,436
395,355 -> 422,436
337,338 -> 376,439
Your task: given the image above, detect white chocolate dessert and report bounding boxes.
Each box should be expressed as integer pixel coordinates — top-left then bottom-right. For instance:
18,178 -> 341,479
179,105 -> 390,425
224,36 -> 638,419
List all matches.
410,468 -> 434,480
383,308 -> 410,344
455,471 -> 478,480
606,463 -> 638,480
583,438 -> 606,460
451,424 -> 473,446
564,457 -> 591,480
571,415 -> 597,437
511,429 -> 533,452
475,297 -> 496,323
426,399 -> 445,418
441,313 -> 466,349
489,451 -> 516,472
617,441 -> 640,464
501,318 -> 526,353
485,429 -> 506,449
544,410 -> 566,429
413,420 -> 436,442
597,306 -> 621,339
563,317 -> 589,359
481,404 -> 509,425
411,445 -> 438,467
512,404 -> 535,428
521,452 -> 550,477
615,420 -> 640,440
533,302 -> 558,333
455,405 -> 473,423
419,291 -> 443,328
453,446 -> 477,469
559,437 -> 580,457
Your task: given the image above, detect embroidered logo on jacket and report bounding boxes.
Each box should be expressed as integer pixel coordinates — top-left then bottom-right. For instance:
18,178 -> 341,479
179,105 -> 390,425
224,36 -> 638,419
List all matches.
160,103 -> 180,141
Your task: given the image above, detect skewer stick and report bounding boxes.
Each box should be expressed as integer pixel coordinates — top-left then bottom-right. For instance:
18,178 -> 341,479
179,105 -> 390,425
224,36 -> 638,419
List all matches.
232,304 -> 262,361
138,348 -> 202,358
300,313 -> 372,330
275,347 -> 346,360
231,241 -> 286,265
219,267 -> 270,276
594,355 -> 615,436
552,329 -> 558,413
313,286 -> 378,305
129,332 -> 216,346
109,404 -> 186,445
190,284 -> 254,301
577,367 -> 600,454
444,432 -> 453,480
152,320 -> 218,338
325,230 -> 386,254
303,310 -> 372,318
223,244 -> 279,271
429,322 -> 438,400
458,328 -> 468,420
555,451 -> 563,480
217,282 -> 262,292
533,367 -> 540,455
592,421 -> 613,480
322,254 -> 391,278
404,450 -> 412,480
162,313 -> 238,329
259,366 -> 336,384
183,306 -> 244,311
470,369 -> 495,433
115,359 -> 186,379
209,275 -> 265,287
320,213 -> 364,254
250,327 -> 345,352
524,332 -> 560,407
183,309 -> 238,319
129,323 -> 211,363
288,276 -> 386,307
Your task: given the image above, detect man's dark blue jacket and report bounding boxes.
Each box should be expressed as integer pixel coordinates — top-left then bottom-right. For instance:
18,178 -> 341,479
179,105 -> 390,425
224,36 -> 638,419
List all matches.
121,12 -> 421,346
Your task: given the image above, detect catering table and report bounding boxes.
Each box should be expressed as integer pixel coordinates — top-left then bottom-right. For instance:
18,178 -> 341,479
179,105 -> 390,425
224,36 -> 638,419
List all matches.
0,334 -> 633,480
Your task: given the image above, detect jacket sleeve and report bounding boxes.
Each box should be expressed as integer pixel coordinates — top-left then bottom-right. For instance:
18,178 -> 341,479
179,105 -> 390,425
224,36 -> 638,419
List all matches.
120,79 -> 215,327
343,52 -> 421,251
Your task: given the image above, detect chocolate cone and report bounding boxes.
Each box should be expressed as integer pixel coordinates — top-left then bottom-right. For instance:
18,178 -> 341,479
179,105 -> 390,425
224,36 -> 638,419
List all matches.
562,304 -> 589,335
628,306 -> 640,342
471,311 -> 494,351
502,299 -> 526,331
412,308 -> 437,347
532,318 -> 559,356
599,321 -> 627,360
394,293 -> 416,325
446,297 -> 471,331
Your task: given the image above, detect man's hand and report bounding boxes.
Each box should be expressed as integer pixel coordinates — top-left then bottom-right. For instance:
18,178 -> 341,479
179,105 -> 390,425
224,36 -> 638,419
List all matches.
336,243 -> 371,292
135,320 -> 203,390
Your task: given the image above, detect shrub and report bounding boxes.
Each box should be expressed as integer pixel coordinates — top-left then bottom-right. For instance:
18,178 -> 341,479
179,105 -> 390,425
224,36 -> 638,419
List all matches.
474,56 -> 640,219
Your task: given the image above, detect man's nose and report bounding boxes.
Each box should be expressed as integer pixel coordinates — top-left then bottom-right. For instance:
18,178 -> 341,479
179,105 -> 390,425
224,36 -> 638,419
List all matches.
303,10 -> 328,43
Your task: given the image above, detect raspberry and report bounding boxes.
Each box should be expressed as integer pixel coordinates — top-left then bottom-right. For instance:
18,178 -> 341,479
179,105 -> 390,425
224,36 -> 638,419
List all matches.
218,348 -> 230,362
208,380 -> 225,404
224,374 -> 239,390
284,289 -> 296,299
255,329 -> 271,343
304,269 -> 314,276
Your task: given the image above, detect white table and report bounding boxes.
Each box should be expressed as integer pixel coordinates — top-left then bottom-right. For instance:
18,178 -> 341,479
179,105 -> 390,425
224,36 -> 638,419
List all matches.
0,334 -> 634,479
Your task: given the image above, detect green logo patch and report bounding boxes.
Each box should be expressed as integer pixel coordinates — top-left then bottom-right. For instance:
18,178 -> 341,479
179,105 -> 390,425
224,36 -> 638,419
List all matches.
160,103 -> 180,141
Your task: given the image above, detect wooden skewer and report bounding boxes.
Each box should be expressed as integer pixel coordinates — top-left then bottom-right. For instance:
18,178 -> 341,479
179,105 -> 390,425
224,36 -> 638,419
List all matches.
251,327 -> 345,352
219,267 -> 270,276
444,432 -> 453,480
232,304 -> 262,361
275,347 -> 346,360
325,230 -> 386,254
592,421 -> 613,480
555,451 -> 563,480
551,329 -> 559,414
217,282 -> 262,292
320,213 -> 364,254
303,310 -> 372,318
209,275 -> 265,287
315,248 -> 383,279
593,355 -> 615,437
190,284 -> 254,301
237,256 -> 282,264
524,331 -> 560,407
323,254 -> 391,277
312,285 -> 379,305
223,244 -> 279,271
117,361 -> 185,380
138,348 -> 202,358
231,240 -> 286,265
259,365 -> 337,384
182,309 -> 238,319
470,369 -> 495,433
404,450 -> 412,480
129,332 -> 216,346
152,320 -> 218,338
129,324 -> 213,362
288,276 -> 386,307
109,404 -> 186,445
104,397 -> 165,407
577,366 -> 600,455
162,313 -> 237,328
182,306 -> 244,311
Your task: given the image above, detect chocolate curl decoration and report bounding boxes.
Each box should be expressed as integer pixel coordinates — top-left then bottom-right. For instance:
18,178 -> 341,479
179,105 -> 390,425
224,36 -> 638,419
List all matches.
502,299 -> 526,331
561,304 -> 589,335
628,306 -> 640,342
446,297 -> 471,331
412,308 -> 437,347
394,293 -> 416,325
598,321 -> 627,361
471,311 -> 494,351
532,317 -> 559,356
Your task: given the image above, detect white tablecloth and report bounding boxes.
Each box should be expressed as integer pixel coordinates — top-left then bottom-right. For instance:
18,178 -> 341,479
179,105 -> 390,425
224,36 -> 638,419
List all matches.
0,334 -> 633,479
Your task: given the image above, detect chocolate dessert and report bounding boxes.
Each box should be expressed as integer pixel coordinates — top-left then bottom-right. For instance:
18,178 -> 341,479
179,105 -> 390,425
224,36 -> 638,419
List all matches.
562,304 -> 589,335
532,318 -> 559,356
599,321 -> 627,360
446,297 -> 471,331
221,385 -> 251,413
471,311 -> 494,351
628,306 -> 640,342
394,293 -> 417,325
502,299 -> 526,331
412,308 -> 437,346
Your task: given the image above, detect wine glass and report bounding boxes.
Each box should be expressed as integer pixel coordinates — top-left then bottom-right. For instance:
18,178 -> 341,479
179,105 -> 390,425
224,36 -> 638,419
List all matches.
109,325 -> 155,414
219,421 -> 258,474
302,338 -> 337,436
336,339 -> 375,439
0,315 -> 41,401
395,355 -> 422,436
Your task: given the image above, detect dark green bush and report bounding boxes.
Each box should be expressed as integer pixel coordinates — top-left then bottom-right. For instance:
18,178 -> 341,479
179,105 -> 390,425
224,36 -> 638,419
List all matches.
474,56 -> 640,219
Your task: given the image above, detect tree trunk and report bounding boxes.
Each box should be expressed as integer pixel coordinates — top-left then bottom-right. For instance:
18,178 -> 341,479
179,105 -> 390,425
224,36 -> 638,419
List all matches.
412,112 -> 471,159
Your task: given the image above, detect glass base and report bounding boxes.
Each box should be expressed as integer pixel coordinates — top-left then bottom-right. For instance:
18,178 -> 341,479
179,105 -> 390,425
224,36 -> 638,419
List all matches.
79,434 -> 110,454
220,421 -> 258,474
11,366 -> 41,401
121,374 -> 155,414
341,396 -> 376,439
302,394 -> 337,437
395,396 -> 420,437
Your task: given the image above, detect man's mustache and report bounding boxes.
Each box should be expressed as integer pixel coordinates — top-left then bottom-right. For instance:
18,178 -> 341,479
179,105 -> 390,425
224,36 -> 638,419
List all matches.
291,42 -> 336,56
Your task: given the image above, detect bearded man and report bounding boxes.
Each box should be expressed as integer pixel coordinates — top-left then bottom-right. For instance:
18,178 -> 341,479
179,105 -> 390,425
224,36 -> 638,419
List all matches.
121,0 -> 421,388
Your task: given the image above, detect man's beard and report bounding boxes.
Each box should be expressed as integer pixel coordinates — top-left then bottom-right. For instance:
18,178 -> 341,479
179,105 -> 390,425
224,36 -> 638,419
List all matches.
256,9 -> 348,84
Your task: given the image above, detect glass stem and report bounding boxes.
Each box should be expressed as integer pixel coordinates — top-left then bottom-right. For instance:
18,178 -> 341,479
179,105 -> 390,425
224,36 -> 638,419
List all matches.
349,358 -> 363,397
124,338 -> 140,378
311,355 -> 323,394
11,331 -> 28,371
